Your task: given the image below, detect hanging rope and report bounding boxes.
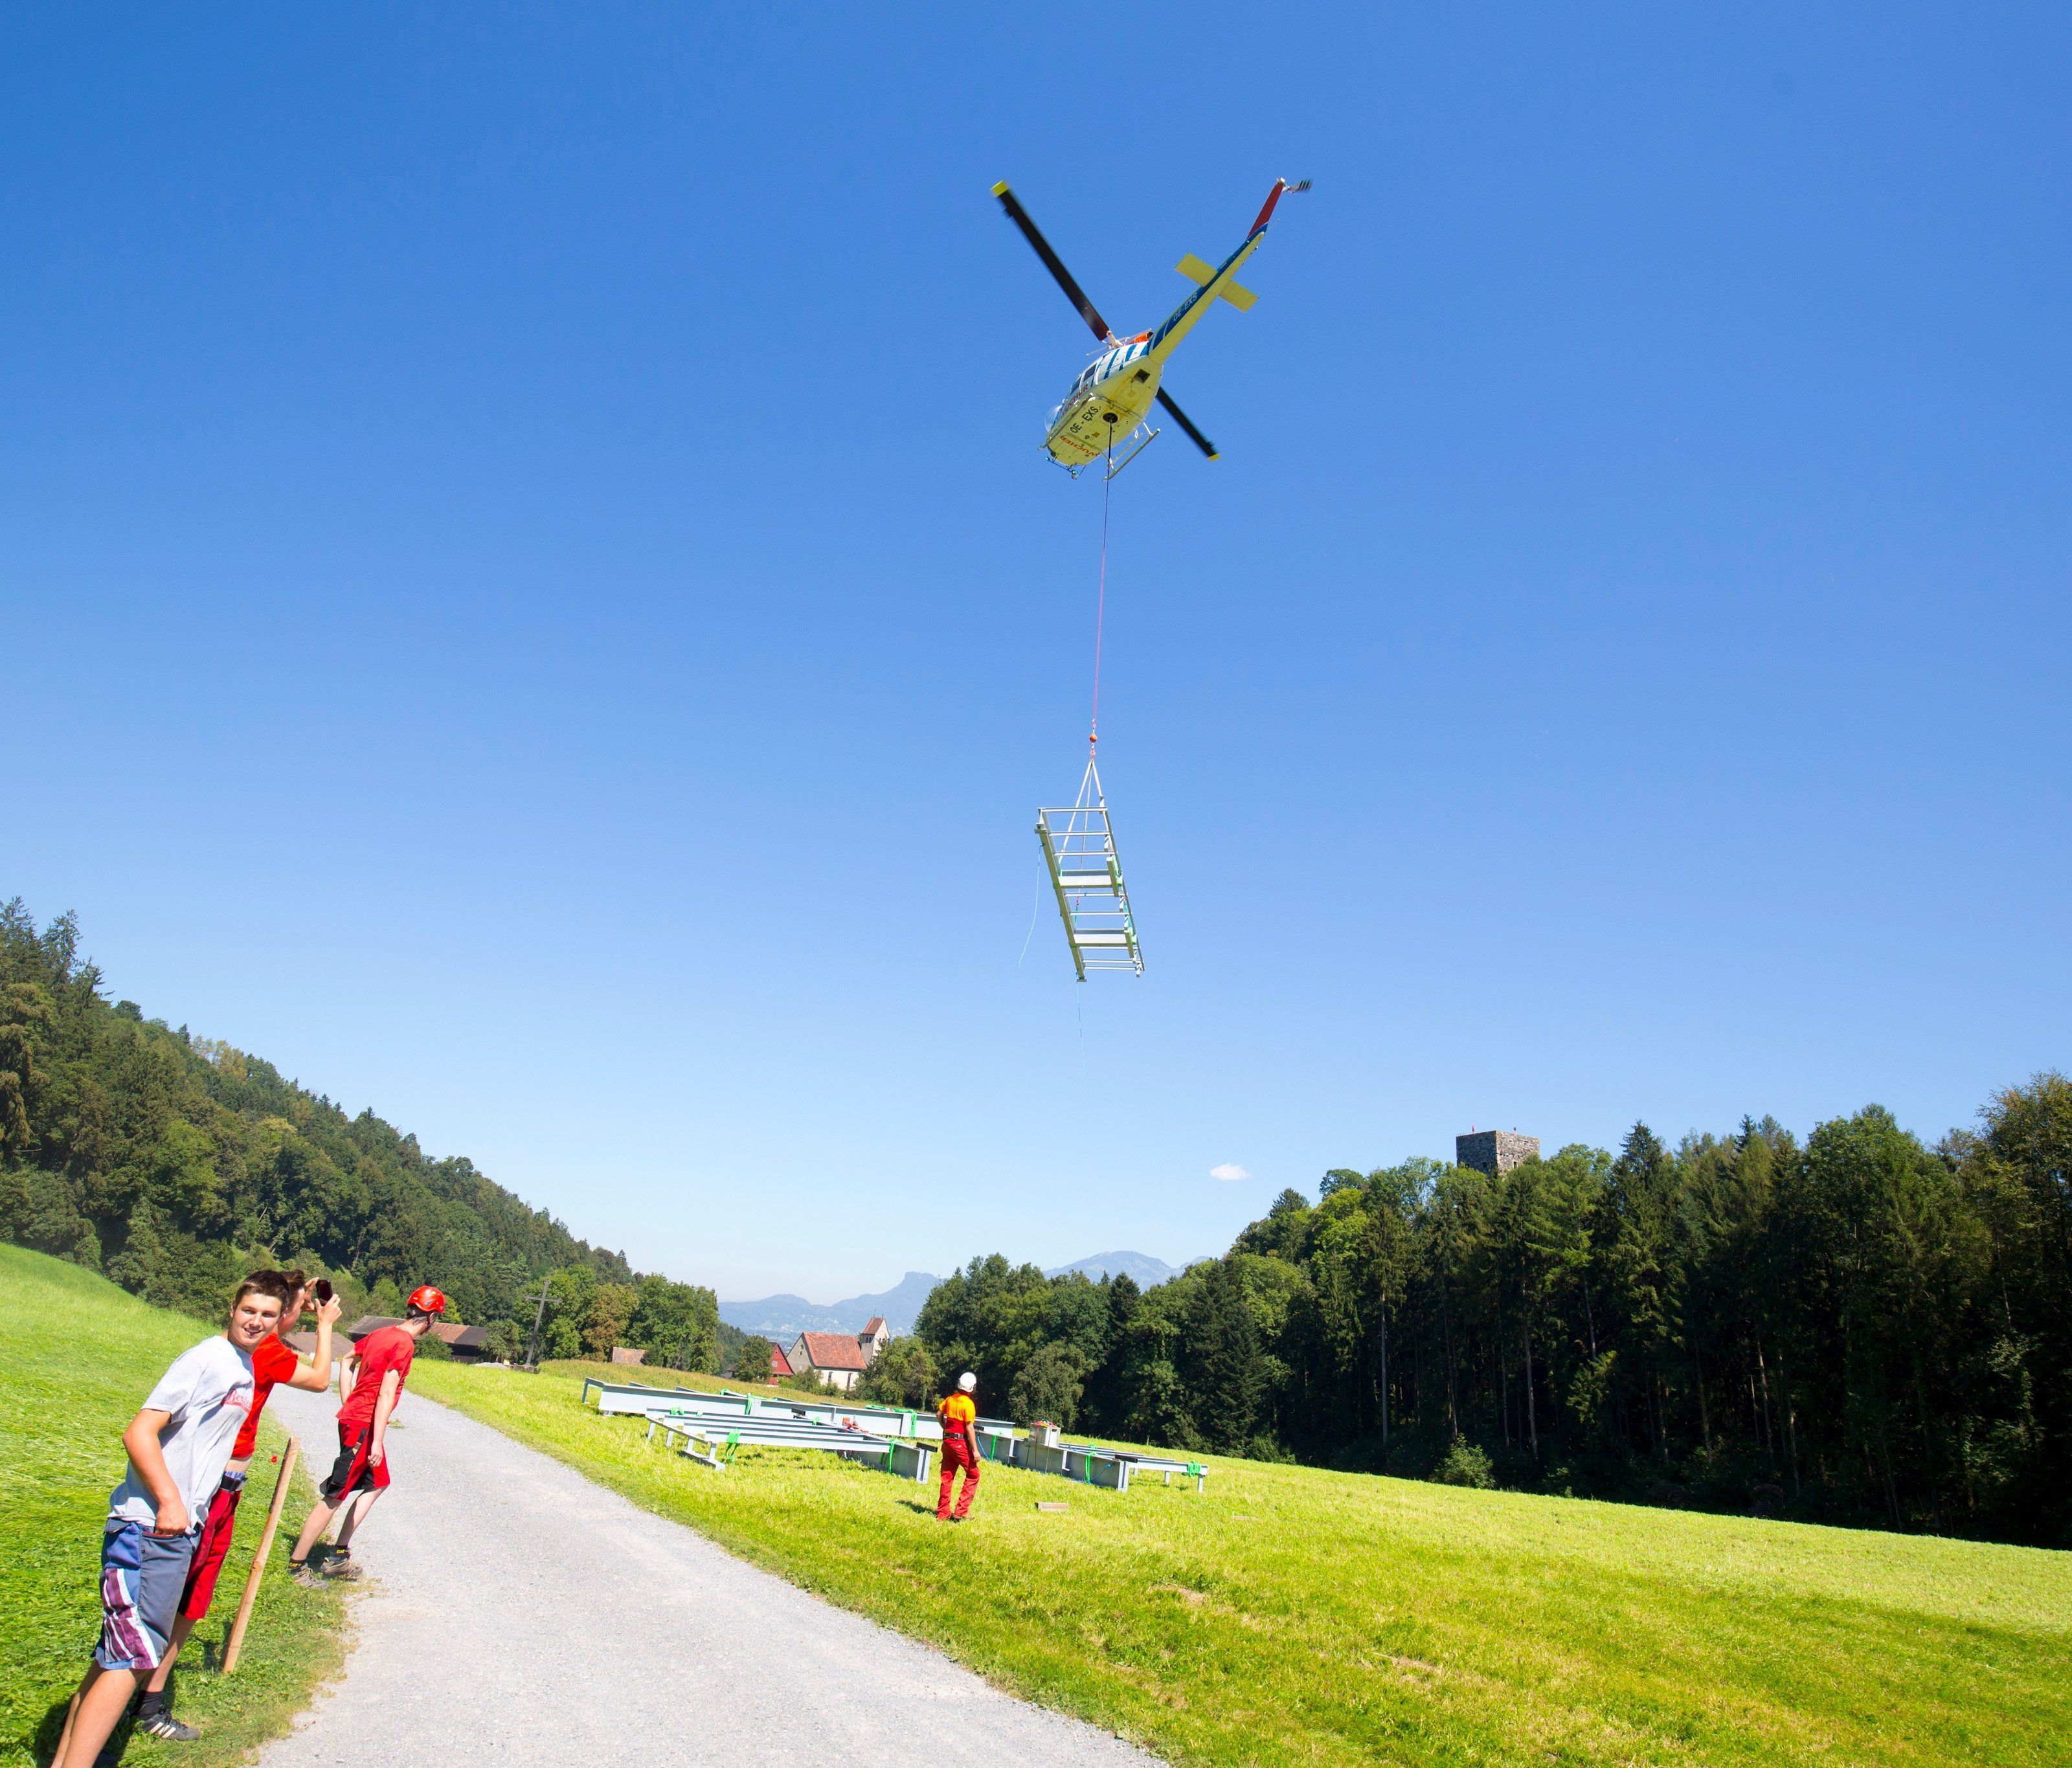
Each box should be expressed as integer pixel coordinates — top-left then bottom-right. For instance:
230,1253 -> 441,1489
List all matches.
1090,436 -> 1112,760
1017,874 -> 1041,967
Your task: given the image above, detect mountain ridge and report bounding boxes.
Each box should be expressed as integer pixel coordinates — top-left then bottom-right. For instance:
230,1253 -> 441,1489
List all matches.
721,1252 -> 1200,1341
718,1270 -> 940,1339
1043,1249 -> 1191,1287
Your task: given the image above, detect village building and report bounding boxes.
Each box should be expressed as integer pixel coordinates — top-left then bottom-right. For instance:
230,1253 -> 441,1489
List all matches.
787,1331 -> 868,1393
768,1342 -> 793,1382
858,1316 -> 891,1361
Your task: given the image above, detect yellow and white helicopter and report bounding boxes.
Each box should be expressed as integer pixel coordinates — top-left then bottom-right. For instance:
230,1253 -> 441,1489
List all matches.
993,177 -> 1310,476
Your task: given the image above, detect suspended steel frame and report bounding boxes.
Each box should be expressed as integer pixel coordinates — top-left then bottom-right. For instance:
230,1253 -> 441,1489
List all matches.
1035,755 -> 1143,980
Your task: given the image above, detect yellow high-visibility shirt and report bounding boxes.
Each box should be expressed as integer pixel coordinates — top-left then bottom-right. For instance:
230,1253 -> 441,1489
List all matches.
939,1393 -> 976,1433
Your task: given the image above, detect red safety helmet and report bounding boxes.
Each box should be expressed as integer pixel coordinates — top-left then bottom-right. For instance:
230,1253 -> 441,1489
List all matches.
407,1284 -> 448,1317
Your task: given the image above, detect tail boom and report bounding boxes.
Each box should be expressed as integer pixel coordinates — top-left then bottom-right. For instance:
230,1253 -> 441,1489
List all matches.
1248,177 -> 1312,238
1149,178 -> 1309,366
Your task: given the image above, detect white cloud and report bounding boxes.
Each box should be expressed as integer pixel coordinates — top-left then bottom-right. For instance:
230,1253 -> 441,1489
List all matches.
1209,1163 -> 1252,1182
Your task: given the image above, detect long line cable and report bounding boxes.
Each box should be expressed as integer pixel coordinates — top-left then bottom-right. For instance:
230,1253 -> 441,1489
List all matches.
1017,875 -> 1041,967
1089,438 -> 1112,760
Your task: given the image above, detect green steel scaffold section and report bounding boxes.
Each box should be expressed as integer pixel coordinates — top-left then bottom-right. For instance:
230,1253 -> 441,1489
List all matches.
1035,755 -> 1143,981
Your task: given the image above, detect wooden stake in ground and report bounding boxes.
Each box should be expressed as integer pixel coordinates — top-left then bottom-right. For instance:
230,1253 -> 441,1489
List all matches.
222,1437 -> 299,1675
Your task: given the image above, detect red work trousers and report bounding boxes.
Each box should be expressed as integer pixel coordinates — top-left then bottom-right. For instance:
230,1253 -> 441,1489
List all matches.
937,1433 -> 980,1520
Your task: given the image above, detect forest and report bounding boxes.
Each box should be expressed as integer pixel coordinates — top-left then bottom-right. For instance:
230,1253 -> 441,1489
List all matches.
0,900 -> 716,1369
895,1089 -> 2071,1547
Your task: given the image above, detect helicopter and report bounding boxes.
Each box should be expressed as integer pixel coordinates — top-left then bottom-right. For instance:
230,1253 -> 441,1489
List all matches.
993,177 -> 1311,476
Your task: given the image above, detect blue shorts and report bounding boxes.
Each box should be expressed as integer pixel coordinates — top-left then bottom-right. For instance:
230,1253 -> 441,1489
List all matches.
95,1520 -> 198,1672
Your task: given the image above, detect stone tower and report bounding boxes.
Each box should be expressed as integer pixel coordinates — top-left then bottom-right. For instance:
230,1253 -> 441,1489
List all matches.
1455,1130 -> 1539,1176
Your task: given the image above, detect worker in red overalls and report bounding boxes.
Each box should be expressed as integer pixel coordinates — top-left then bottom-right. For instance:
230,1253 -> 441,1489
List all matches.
936,1371 -> 982,1523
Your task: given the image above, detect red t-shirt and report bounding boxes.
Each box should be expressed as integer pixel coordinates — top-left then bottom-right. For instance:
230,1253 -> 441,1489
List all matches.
338,1325 -> 416,1431
232,1335 -> 302,1459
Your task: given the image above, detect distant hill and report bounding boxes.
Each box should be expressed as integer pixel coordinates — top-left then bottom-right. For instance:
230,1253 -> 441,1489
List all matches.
719,1270 -> 940,1340
722,1254 -> 1200,1343
0,899 -> 645,1343
1044,1251 -> 1190,1288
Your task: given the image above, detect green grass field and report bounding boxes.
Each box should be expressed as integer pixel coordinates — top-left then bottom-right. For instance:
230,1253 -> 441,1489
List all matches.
417,1358 -> 2072,1768
0,1246 -> 349,1768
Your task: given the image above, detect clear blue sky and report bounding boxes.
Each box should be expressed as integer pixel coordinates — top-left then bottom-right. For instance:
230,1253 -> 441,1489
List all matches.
5,8 -> 2066,1300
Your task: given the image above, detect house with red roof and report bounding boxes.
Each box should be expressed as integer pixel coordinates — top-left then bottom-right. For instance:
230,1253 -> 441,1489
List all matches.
768,1342 -> 794,1381
788,1330 -> 868,1393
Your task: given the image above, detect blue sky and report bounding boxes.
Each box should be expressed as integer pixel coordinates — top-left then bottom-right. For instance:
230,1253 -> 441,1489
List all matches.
5,7 -> 2066,1300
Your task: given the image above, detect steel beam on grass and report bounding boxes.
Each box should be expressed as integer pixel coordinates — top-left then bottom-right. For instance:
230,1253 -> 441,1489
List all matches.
646,1415 -> 935,1484
1110,1451 -> 1210,1493
601,1382 -> 943,1442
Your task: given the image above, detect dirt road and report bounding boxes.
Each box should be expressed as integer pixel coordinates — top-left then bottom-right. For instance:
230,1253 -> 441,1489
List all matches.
258,1383 -> 1153,1767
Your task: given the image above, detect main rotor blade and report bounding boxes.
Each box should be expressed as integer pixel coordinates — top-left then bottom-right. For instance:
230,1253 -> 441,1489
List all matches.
993,181 -> 1114,344
1156,387 -> 1220,460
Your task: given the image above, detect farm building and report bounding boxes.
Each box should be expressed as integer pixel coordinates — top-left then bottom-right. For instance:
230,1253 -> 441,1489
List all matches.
284,1328 -> 344,1365
344,1315 -> 492,1361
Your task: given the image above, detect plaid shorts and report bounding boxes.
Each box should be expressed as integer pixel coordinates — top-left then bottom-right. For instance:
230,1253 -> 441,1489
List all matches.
95,1520 -> 198,1671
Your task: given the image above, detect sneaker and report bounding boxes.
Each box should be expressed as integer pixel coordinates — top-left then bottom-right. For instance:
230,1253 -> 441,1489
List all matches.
139,1711 -> 201,1741
289,1559 -> 325,1589
320,1550 -> 364,1581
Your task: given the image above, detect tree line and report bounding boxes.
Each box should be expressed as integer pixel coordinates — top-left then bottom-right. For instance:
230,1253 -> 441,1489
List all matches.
0,900 -> 717,1368
903,1086 -> 2071,1546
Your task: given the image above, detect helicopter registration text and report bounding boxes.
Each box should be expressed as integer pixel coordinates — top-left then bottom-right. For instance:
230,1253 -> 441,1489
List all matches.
1046,338 -> 1161,467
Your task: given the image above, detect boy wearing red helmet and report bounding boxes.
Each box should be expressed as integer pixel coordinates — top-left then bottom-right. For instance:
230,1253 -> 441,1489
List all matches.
286,1284 -> 446,1584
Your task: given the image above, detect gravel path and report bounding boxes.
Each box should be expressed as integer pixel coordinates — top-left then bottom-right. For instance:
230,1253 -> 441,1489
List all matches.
256,1383 -> 1154,1768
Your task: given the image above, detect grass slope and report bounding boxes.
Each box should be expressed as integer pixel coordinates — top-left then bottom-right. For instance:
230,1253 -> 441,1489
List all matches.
0,1246 -> 348,1768
416,1360 -> 2071,1768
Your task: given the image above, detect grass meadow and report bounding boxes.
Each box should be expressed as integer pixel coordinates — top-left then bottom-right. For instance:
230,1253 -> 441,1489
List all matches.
418,1358 -> 2072,1768
0,1246 -> 350,1768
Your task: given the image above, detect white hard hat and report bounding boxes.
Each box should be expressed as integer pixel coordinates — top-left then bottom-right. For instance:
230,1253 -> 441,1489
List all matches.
958,1371 -> 977,1393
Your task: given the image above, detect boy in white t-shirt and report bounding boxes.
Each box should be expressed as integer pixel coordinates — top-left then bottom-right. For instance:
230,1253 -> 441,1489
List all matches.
54,1275 -> 284,1768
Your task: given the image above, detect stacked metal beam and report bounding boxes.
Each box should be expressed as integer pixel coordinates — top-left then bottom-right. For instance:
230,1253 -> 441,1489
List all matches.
580,1378 -> 1205,1494
581,1378 -> 942,1441
975,1422 -> 1209,1494
580,1378 -> 934,1482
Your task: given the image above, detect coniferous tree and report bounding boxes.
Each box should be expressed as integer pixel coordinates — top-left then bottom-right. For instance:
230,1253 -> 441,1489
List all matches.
1184,1258 -> 1264,1453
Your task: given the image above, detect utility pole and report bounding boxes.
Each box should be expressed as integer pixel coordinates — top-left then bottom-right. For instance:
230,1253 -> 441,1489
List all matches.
522,1278 -> 552,1372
